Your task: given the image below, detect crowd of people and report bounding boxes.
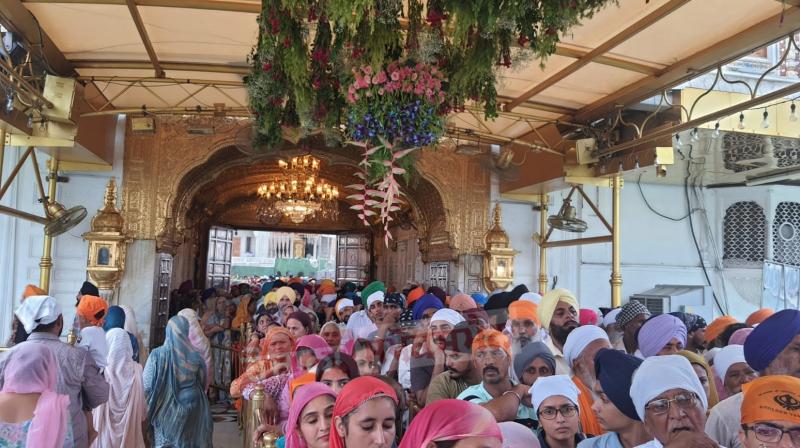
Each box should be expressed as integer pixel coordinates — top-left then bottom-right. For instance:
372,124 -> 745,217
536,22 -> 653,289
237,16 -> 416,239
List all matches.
0,277 -> 799,448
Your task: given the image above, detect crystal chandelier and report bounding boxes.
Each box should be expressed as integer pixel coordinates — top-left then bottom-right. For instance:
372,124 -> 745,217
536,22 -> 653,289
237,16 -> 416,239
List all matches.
257,155 -> 339,224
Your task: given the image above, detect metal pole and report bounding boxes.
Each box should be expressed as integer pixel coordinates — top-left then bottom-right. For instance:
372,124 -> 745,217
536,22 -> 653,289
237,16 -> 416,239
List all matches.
610,176 -> 623,308
39,158 -> 58,293
538,193 -> 548,294
0,128 -> 5,183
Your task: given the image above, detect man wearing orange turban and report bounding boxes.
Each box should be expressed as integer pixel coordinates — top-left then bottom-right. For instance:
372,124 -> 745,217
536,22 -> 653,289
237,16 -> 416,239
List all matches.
508,300 -> 540,356
406,287 -> 425,307
745,308 -> 773,327
23,284 -> 46,299
705,316 -> 738,347
739,375 -> 800,448
458,329 -> 536,426
76,295 -> 109,327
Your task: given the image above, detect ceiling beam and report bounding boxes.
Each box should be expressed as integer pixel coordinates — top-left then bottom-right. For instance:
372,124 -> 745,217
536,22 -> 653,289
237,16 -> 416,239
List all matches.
505,0 -> 690,111
552,43 -> 664,75
22,0 -> 260,13
0,0 -> 73,75
574,7 -> 800,123
124,0 -> 164,78
70,59 -> 250,74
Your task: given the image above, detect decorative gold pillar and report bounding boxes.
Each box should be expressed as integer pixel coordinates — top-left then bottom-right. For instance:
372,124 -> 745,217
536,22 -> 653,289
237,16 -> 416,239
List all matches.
538,193 -> 548,294
610,175 -> 623,308
39,159 -> 58,293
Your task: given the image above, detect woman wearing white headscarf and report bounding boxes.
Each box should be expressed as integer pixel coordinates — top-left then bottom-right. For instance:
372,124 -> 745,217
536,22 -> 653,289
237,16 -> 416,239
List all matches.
92,328 -> 146,448
120,304 -> 148,364
178,308 -> 212,391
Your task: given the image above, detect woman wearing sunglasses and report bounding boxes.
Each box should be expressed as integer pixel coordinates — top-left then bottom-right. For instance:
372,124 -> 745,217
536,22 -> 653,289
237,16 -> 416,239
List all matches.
739,375 -> 800,448
531,375 -> 586,448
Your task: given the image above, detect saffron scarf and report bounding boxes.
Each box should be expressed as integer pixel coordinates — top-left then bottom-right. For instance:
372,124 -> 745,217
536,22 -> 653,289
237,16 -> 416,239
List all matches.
329,376 -> 398,448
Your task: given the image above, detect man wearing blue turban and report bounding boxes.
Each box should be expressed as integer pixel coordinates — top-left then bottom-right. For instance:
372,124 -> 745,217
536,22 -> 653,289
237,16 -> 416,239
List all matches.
705,309 -> 800,448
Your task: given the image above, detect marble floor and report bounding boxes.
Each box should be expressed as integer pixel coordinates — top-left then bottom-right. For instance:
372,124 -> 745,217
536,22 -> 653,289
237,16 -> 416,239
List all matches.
211,401 -> 244,447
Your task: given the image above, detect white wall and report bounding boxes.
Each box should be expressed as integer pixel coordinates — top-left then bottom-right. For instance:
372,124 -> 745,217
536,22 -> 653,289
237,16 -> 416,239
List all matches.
0,117 -> 125,344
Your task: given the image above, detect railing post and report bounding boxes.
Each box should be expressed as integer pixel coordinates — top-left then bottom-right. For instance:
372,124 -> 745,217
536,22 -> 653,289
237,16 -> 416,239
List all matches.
247,384 -> 266,448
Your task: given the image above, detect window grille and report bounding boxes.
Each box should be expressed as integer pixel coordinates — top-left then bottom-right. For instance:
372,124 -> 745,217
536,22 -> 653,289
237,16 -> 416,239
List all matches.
428,262 -> 449,289
723,201 -> 766,267
773,202 -> 800,266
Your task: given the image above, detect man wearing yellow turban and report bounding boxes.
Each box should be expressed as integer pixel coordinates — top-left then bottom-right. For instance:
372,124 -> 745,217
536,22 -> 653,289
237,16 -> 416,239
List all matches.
537,288 -> 580,376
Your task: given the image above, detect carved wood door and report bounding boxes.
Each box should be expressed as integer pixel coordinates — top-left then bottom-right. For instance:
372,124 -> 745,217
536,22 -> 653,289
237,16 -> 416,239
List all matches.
336,233 -> 371,286
206,226 -> 234,289
149,252 -> 173,348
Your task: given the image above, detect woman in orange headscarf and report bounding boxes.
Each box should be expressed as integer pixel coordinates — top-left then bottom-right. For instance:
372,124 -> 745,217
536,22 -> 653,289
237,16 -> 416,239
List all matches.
329,376 -> 399,448
230,327 -> 294,398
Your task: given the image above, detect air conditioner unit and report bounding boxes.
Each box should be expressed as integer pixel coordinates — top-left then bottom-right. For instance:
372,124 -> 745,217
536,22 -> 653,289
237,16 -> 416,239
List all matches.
630,284 -> 714,322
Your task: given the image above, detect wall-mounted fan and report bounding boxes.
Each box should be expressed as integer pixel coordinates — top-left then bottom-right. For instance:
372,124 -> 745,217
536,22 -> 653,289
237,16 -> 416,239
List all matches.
547,198 -> 588,233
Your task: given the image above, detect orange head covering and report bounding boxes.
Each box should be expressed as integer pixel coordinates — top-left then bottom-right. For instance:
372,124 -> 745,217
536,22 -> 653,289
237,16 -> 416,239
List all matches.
288,277 -> 302,285
318,283 -> 336,296
746,309 -> 774,327
407,287 -> 425,307
508,301 -> 540,326
76,295 -> 109,327
232,295 -> 252,329
472,329 -> 511,355
259,326 -> 295,359
741,375 -> 800,425
705,316 -> 738,343
289,372 -> 316,400
449,293 -> 477,312
23,284 -> 46,299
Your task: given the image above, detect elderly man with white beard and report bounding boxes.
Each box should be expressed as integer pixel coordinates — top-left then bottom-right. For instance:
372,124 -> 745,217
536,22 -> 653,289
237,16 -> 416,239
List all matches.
563,324 -> 611,436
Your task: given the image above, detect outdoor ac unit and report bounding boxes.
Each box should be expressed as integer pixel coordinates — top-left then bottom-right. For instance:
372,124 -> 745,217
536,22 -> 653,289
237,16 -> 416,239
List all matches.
630,284 -> 714,322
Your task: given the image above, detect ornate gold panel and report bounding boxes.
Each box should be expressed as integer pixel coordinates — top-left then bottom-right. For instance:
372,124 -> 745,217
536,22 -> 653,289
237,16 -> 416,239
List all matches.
122,117 -> 489,259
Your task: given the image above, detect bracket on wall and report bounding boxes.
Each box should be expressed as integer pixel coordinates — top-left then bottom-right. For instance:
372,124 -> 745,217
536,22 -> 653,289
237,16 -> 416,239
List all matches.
533,183 -> 615,248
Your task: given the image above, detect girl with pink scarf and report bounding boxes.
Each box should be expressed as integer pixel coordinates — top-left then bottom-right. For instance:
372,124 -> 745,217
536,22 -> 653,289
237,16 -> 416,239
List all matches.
0,344 -> 71,448
399,399 -> 503,448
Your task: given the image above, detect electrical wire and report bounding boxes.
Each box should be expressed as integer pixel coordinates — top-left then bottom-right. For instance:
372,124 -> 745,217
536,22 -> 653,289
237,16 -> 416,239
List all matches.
637,172 -> 692,221
684,142 -> 727,315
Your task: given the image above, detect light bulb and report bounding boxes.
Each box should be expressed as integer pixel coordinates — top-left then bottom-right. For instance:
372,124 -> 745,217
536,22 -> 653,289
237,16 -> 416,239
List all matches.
5,93 -> 13,113
738,112 -> 746,130
634,158 -> 640,169
761,109 -> 770,129
712,122 -> 721,139
690,128 -> 700,143
791,103 -> 798,122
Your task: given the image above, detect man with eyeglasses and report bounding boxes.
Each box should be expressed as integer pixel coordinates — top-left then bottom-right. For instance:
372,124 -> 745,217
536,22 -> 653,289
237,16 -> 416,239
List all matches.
457,329 -> 538,429
738,375 -> 800,448
538,289 -> 581,376
706,309 -> 800,448
631,355 -> 718,448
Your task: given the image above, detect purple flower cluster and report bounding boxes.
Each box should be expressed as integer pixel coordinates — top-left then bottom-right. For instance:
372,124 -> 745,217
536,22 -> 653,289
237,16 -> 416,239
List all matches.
347,99 -> 441,148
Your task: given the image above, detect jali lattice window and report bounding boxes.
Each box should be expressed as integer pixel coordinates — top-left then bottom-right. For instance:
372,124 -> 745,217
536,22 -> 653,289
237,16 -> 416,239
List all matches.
773,202 -> 800,266
723,201 -> 766,267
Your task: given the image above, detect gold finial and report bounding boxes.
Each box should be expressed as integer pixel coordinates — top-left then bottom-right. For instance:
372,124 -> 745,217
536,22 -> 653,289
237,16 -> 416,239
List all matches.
102,179 -> 117,210
66,329 -> 77,346
261,432 -> 278,448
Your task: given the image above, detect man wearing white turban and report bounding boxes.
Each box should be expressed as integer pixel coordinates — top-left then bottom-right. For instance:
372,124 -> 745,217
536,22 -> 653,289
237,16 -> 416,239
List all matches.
630,355 -> 718,448
411,308 -> 465,404
563,325 -> 611,436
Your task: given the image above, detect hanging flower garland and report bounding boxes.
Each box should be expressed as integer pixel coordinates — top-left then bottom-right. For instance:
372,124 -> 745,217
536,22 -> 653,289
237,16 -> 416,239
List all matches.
345,61 -> 446,242
246,0 -> 617,240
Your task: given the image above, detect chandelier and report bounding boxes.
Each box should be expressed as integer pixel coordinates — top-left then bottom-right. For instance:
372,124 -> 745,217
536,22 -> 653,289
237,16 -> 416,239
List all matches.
257,155 -> 339,224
